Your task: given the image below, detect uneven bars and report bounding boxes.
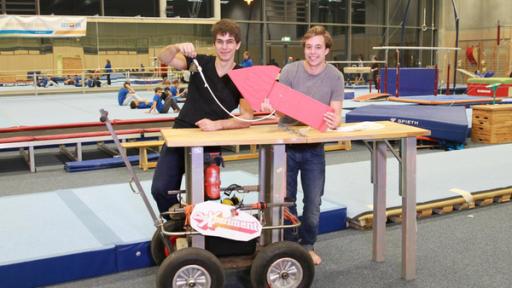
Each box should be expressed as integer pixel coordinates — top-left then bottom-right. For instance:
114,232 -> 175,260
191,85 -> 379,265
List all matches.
373,46 -> 460,51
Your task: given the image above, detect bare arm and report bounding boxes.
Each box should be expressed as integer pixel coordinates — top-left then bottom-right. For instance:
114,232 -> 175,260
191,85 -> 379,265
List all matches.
195,99 -> 254,131
147,100 -> 157,114
158,43 -> 197,71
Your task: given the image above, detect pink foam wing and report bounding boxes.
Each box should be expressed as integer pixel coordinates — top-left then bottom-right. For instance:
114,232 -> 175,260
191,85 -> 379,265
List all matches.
228,65 -> 281,111
269,82 -> 334,132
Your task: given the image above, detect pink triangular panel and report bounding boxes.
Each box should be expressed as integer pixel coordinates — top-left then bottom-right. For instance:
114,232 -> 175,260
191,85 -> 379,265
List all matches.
228,65 -> 281,111
269,82 -> 333,132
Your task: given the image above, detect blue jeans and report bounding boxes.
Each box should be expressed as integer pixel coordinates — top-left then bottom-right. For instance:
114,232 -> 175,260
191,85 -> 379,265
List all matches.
151,145 -> 221,216
151,146 -> 185,215
284,143 -> 325,251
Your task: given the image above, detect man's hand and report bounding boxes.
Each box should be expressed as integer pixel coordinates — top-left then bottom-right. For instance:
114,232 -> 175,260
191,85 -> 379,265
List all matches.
324,111 -> 340,130
195,119 -> 222,131
176,43 -> 197,58
260,98 -> 273,113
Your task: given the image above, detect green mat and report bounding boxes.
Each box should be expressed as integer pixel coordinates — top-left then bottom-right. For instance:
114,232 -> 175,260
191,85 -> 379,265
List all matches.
467,77 -> 512,84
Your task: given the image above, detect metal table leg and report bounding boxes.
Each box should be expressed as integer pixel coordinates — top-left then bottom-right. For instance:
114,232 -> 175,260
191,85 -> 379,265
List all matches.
185,146 -> 205,249
400,137 -> 417,280
258,144 -> 286,246
372,141 -> 387,262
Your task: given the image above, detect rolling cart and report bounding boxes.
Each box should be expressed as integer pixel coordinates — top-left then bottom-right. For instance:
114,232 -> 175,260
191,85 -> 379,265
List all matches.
100,109 -> 315,288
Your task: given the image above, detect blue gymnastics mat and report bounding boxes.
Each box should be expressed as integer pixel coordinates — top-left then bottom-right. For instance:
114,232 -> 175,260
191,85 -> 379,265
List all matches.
326,143 -> 512,219
344,89 -> 355,99
346,105 -> 469,143
64,153 -> 160,172
0,92 -> 181,128
0,170 -> 347,288
379,68 -> 436,96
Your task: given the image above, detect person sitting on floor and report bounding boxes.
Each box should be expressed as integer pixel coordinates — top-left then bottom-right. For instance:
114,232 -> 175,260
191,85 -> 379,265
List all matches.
118,81 -> 142,105
36,76 -> 47,87
152,86 -> 181,114
130,99 -> 152,109
63,75 -> 75,85
73,75 -> 82,87
147,87 -> 165,113
86,76 -> 95,88
37,75 -> 58,88
165,79 -> 186,103
45,76 -> 58,87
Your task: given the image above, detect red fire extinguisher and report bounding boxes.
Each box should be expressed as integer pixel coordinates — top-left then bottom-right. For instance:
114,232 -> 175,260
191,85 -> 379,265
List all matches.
204,153 -> 223,200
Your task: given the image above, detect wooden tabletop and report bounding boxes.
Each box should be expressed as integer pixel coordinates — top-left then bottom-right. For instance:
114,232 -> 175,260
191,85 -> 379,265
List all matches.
161,121 -> 430,147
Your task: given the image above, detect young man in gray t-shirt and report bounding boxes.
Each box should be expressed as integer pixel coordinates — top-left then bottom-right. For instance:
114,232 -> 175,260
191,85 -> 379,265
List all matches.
277,26 -> 344,265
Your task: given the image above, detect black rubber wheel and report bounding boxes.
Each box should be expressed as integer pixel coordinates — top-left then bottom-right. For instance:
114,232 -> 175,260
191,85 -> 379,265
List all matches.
156,247 -> 224,288
250,241 -> 315,288
151,219 -> 185,265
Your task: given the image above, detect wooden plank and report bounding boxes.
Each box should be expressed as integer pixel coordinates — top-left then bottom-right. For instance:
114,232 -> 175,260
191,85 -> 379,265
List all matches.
324,140 -> 352,151
223,152 -> 259,161
301,122 -> 429,144
344,66 -> 372,74
121,140 -> 164,148
161,122 -> 429,148
161,125 -> 306,147
350,188 -> 512,229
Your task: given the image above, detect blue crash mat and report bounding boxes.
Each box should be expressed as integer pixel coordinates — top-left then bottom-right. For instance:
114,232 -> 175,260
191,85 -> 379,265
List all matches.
346,105 -> 469,143
65,153 -> 159,172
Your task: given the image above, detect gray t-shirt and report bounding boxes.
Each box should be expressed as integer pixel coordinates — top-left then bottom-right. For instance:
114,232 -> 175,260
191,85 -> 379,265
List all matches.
279,61 -> 344,125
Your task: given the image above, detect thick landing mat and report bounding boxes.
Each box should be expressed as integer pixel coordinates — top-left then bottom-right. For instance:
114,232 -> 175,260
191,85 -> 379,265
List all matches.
346,104 -> 469,143
323,144 -> 512,227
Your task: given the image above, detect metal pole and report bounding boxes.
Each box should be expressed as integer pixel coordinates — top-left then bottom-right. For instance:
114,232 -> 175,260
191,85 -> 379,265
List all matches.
99,109 -> 160,226
95,20 -> 100,70
399,0 -> 412,65
434,64 -> 438,96
430,0 -> 435,66
384,0 -> 390,65
347,0 -> 352,62
496,20 -> 500,75
451,0 -> 459,92
159,0 -> 166,17
396,49 -> 400,97
384,64 -> 388,94
446,63 -> 451,95
262,0 -> 267,65
35,0 -> 40,15
99,0 -> 104,16
1,0 -> 6,14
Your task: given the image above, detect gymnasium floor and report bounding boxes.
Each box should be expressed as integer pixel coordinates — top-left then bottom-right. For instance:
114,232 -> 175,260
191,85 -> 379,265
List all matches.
2,143 -> 512,288
47,199 -> 512,288
1,90 -> 512,287
0,90 -> 178,127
